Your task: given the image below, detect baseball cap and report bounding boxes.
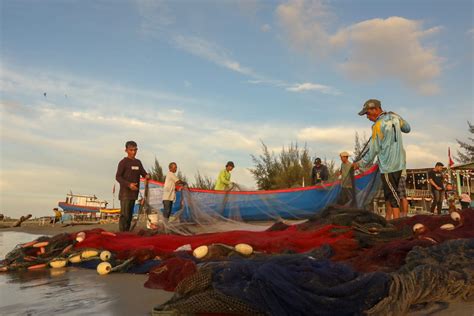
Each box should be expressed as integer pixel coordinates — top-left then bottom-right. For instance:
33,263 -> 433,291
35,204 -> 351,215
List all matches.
358,99 -> 381,116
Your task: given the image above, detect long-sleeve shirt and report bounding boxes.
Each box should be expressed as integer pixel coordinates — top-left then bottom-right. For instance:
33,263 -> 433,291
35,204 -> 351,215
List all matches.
214,169 -> 231,190
115,157 -> 147,200
360,112 -> 410,174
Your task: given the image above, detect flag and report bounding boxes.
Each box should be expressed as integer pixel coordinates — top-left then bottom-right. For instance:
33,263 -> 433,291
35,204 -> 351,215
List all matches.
448,147 -> 454,167
112,184 -> 116,194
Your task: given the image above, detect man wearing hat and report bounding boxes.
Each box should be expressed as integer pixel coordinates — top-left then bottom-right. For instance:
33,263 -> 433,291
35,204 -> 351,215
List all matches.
338,151 -> 353,205
311,157 -> 329,185
353,99 -> 410,219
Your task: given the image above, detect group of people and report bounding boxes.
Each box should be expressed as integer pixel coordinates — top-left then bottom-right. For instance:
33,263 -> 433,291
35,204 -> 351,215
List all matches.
115,140 -> 237,231
114,98 -> 468,231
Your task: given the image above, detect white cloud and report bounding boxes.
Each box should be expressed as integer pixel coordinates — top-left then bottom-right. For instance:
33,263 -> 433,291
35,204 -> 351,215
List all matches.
286,82 -> 340,94
277,0 -> 443,95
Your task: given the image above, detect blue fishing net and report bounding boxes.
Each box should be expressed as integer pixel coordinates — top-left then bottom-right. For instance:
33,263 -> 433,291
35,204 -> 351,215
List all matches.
211,255 -> 391,316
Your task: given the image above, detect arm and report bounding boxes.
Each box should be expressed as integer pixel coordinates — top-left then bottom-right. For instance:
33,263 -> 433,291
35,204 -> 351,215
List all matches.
139,161 -> 149,179
322,166 -> 329,181
389,111 -> 410,133
359,122 -> 382,168
311,167 -> 316,184
218,170 -> 231,185
428,178 -> 442,190
115,160 -> 130,187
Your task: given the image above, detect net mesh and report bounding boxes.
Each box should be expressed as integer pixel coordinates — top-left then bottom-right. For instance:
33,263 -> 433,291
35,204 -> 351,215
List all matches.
139,165 -> 381,235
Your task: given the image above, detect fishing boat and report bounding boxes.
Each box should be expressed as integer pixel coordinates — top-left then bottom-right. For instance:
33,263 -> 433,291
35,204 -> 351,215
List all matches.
58,193 -> 108,214
141,165 -> 380,221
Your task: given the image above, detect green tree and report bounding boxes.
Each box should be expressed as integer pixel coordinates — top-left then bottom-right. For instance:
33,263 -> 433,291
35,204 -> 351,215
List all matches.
250,141 -> 333,190
192,171 -> 215,190
148,157 -> 165,182
177,171 -> 188,184
354,131 -> 371,162
456,121 -> 474,163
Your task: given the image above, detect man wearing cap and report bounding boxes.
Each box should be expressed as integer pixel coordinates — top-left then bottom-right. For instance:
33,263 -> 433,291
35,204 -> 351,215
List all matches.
214,161 -> 235,190
353,99 -> 410,219
338,151 -> 353,205
311,158 -> 329,185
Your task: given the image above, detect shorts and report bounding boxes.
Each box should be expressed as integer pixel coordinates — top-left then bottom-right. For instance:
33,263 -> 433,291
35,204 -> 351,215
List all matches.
398,176 -> 407,199
381,170 -> 402,208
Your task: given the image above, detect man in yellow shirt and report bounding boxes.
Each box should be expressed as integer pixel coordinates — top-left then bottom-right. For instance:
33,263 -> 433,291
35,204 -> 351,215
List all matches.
214,161 -> 235,190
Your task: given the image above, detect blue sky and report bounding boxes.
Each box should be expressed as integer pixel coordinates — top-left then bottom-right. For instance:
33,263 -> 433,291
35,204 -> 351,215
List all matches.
1,0 -> 473,217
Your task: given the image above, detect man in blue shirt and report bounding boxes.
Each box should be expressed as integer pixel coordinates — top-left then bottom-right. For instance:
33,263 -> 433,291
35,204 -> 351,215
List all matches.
353,99 -> 410,219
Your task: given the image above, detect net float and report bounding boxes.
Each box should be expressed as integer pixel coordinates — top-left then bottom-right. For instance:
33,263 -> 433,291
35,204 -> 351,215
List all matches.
100,231 -> 116,237
21,241 -> 38,248
81,250 -> 99,259
97,262 -> 112,275
76,232 -> 86,243
193,245 -> 209,259
68,254 -> 82,263
451,212 -> 461,221
412,223 -> 426,234
234,243 -> 253,256
27,263 -> 48,270
440,223 -> 455,230
50,259 -> 68,268
61,244 -> 74,254
33,241 -> 49,248
100,251 -> 112,261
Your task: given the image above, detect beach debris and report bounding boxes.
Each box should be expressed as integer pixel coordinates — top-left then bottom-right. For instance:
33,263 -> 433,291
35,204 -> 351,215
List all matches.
27,263 -> 48,270
12,214 -> 32,227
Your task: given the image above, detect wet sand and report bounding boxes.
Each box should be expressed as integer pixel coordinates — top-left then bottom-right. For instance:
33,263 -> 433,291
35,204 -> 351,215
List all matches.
1,221 -> 124,235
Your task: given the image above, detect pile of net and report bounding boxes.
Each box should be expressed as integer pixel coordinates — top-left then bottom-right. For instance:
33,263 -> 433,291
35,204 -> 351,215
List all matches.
1,208 -> 473,315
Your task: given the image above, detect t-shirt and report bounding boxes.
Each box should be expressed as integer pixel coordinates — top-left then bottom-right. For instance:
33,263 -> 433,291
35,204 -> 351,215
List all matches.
311,165 -> 329,184
163,171 -> 179,201
428,169 -> 444,190
115,157 -> 147,200
340,162 -> 352,188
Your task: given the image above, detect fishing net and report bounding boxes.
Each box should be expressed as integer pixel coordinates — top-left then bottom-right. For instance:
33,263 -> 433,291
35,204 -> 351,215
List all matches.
138,165 -> 381,235
155,254 -> 390,316
367,238 -> 474,315
74,225 -> 355,257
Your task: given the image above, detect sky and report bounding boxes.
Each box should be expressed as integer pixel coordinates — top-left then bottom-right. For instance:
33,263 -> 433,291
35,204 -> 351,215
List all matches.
1,0 -> 473,218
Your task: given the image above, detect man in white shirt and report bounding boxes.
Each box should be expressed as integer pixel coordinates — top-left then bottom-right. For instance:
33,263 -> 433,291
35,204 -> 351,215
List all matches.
162,162 -> 185,219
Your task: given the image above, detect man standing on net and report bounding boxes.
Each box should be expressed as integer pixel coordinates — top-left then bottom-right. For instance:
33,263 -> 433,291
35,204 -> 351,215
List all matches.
353,99 -> 410,219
